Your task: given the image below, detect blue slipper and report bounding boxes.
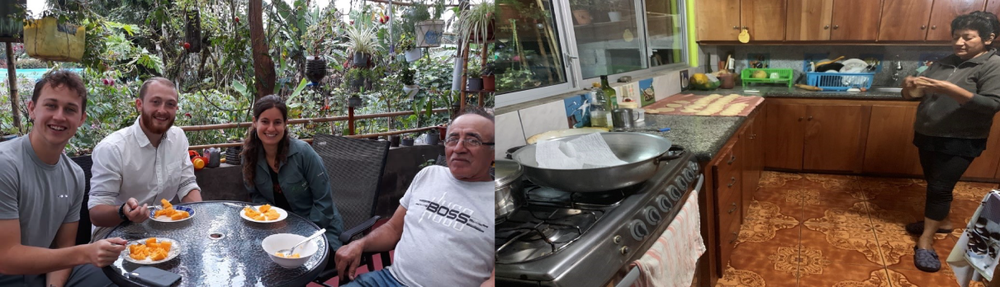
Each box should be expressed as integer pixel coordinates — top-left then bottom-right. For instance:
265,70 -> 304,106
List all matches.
913,246 -> 941,272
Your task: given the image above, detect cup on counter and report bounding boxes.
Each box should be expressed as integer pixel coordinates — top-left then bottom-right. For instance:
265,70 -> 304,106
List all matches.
618,102 -> 644,125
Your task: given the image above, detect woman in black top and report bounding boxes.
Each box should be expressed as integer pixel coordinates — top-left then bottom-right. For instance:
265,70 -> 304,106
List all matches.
901,11 -> 1000,272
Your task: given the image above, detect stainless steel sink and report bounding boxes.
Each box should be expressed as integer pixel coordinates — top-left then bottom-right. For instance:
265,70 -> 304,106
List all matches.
870,87 -> 902,93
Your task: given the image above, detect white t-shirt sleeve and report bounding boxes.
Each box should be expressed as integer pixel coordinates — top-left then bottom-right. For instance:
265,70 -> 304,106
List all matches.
0,153 -> 19,220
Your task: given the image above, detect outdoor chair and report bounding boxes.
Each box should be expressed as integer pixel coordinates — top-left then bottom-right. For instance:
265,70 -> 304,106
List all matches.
69,156 -> 93,245
310,134 -> 392,286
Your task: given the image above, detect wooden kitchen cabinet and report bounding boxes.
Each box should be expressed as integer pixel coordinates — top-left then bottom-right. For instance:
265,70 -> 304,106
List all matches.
695,0 -> 742,41
863,104 -> 923,176
786,0 -> 881,41
763,99 -> 869,173
987,0 -> 1000,16
927,0 -> 988,41
964,113 -> 1000,179
696,0 -> 786,41
878,0 -> 935,41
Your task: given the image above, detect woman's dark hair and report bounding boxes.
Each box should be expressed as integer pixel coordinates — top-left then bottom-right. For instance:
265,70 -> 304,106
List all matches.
952,11 -> 1000,43
241,95 -> 290,185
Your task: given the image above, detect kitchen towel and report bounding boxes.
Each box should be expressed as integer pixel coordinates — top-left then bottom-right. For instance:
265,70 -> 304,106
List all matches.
630,186 -> 705,287
536,132 -> 626,169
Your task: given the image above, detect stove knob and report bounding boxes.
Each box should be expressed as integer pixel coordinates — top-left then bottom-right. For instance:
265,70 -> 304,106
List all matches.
644,206 -> 661,225
620,246 -> 630,255
675,177 -> 690,190
666,185 -> 682,201
655,194 -> 673,212
629,219 -> 649,241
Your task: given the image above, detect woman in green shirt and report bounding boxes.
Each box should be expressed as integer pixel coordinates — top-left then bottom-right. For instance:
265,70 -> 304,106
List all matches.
240,95 -> 346,254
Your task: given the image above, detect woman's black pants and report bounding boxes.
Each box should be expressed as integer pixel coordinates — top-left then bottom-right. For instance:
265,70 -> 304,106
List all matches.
918,149 -> 975,221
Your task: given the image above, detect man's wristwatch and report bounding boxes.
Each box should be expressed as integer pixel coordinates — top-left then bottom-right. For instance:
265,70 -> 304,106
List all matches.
118,202 -> 131,222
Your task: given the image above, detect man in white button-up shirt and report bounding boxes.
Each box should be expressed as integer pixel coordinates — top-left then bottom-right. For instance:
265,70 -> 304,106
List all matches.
87,77 -> 202,240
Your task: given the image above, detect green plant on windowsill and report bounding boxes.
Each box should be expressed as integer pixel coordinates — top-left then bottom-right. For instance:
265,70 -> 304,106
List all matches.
498,68 -> 538,92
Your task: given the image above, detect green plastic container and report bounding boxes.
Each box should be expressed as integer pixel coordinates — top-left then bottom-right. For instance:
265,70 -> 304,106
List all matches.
740,68 -> 794,88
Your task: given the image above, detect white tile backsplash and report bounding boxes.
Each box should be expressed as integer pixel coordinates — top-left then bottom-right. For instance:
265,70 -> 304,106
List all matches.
495,112 -> 526,159
654,71 -> 681,101
518,100 -> 569,141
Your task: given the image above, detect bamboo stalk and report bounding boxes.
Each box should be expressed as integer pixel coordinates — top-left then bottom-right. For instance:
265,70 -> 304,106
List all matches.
536,0 -> 564,82
6,42 -> 19,134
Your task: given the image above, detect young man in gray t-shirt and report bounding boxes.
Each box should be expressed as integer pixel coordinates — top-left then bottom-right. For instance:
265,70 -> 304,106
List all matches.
335,109 -> 496,287
0,71 -> 127,286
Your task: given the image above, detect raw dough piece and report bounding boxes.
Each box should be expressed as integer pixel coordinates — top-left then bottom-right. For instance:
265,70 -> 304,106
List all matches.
666,104 -> 682,108
674,100 -> 690,104
719,103 -> 749,116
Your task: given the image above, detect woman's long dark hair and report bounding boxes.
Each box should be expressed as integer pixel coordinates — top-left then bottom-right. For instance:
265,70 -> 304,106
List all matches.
241,95 -> 290,185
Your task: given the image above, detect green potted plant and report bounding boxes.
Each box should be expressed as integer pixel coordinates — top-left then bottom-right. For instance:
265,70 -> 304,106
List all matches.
344,26 -> 377,67
482,62 -> 495,91
306,55 -> 328,84
466,66 -> 483,92
401,67 -> 418,97
399,34 -> 421,62
456,0 -> 495,44
415,0 -> 446,47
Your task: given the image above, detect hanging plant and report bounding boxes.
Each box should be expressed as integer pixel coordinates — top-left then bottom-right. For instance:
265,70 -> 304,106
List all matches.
456,1 -> 495,44
306,56 -> 327,84
185,8 -> 202,53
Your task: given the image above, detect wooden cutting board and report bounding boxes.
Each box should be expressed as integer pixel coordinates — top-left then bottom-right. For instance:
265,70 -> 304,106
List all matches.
644,94 -> 764,117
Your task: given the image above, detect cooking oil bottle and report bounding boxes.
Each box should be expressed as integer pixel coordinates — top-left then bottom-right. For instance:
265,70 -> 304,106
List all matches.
589,82 -> 611,128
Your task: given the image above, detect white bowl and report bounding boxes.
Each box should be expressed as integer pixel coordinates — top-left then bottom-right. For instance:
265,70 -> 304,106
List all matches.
261,233 -> 319,269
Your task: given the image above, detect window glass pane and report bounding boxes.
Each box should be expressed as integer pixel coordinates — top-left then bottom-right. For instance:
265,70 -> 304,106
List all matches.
645,0 -> 683,66
570,0 -> 644,79
496,0 -> 566,94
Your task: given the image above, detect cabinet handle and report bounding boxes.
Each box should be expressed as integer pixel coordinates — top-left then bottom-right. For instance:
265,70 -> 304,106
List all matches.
728,176 -> 736,187
823,25 -> 829,30
728,202 -> 737,214
931,25 -> 937,30
729,232 -> 739,244
833,25 -> 839,30
798,117 -> 803,121
743,26 -> 748,30
921,25 -> 926,30
733,26 -> 739,30
808,116 -> 813,121
728,154 -> 736,164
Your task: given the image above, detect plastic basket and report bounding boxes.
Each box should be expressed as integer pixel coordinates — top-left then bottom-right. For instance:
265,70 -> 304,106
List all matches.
740,68 -> 794,87
805,72 -> 875,91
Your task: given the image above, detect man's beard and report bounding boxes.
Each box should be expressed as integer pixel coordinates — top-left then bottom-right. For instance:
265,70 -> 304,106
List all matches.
141,110 -> 174,134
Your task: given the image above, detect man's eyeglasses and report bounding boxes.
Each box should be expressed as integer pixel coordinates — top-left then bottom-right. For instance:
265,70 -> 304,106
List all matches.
444,137 -> 494,148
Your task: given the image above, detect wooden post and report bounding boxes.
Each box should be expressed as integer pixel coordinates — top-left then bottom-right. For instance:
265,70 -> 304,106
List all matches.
348,106 -> 355,135
6,42 -> 19,133
459,44 -> 471,112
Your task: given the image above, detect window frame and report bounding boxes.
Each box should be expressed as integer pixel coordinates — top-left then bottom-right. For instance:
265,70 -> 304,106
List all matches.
496,0 -> 691,108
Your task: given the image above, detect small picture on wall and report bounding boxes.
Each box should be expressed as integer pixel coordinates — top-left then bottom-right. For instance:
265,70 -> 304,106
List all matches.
679,70 -> 690,91
638,78 -> 655,107
747,53 -> 770,69
563,93 -> 591,128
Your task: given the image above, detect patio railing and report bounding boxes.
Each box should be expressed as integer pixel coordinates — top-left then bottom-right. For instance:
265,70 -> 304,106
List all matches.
183,108 -> 450,150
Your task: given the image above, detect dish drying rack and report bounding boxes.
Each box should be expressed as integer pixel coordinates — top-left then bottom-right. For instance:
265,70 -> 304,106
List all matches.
802,60 -> 875,91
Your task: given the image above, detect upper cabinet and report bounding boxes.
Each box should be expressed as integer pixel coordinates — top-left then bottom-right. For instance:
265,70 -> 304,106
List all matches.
927,0 -> 988,40
786,0 -> 881,41
696,0 -> 742,41
878,0 -> 935,41
830,0 -> 882,41
988,0 -> 1000,17
879,0 -> 985,41
696,0 -> 786,41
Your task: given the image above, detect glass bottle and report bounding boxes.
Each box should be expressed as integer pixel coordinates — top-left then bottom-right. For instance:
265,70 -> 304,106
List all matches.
601,75 -> 618,110
589,82 -> 610,128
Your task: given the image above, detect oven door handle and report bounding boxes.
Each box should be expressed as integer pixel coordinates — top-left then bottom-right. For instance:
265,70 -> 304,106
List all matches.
693,174 -> 704,193
615,266 -> 642,287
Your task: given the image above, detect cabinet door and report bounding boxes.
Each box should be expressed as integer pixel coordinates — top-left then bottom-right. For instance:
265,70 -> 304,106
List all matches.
696,0 -> 742,41
878,0 -> 934,41
742,0 -> 788,41
803,104 -> 870,172
763,102 -> 806,170
988,0 -> 1000,16
786,0 -> 833,41
964,113 -> 1000,179
831,0 -> 882,41
863,105 -> 922,176
927,0 -> 987,41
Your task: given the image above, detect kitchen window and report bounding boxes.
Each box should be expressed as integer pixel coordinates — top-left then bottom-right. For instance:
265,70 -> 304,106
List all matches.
496,0 -> 689,108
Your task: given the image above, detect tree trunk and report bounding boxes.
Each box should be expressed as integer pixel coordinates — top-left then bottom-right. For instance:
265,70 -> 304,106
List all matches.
249,0 -> 275,100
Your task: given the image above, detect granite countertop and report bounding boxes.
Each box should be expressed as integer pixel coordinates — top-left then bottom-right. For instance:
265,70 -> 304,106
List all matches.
640,114 -> 746,162
684,86 -> 906,100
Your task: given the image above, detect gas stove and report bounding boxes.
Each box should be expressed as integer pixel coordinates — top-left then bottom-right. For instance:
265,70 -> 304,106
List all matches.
496,149 -> 702,287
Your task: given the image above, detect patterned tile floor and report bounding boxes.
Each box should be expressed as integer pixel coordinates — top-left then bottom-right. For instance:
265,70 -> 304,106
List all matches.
716,172 -> 997,287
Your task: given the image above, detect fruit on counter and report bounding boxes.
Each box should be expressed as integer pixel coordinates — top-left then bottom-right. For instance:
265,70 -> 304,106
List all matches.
690,73 -> 720,91
751,70 -> 768,79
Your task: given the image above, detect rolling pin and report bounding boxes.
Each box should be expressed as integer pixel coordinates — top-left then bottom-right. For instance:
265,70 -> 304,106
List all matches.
795,84 -> 823,91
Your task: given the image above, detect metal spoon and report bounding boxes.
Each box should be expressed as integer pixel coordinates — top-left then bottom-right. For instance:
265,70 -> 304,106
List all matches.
276,228 -> 326,257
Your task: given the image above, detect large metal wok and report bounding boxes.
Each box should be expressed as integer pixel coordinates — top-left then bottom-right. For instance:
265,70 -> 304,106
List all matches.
510,132 -> 682,192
